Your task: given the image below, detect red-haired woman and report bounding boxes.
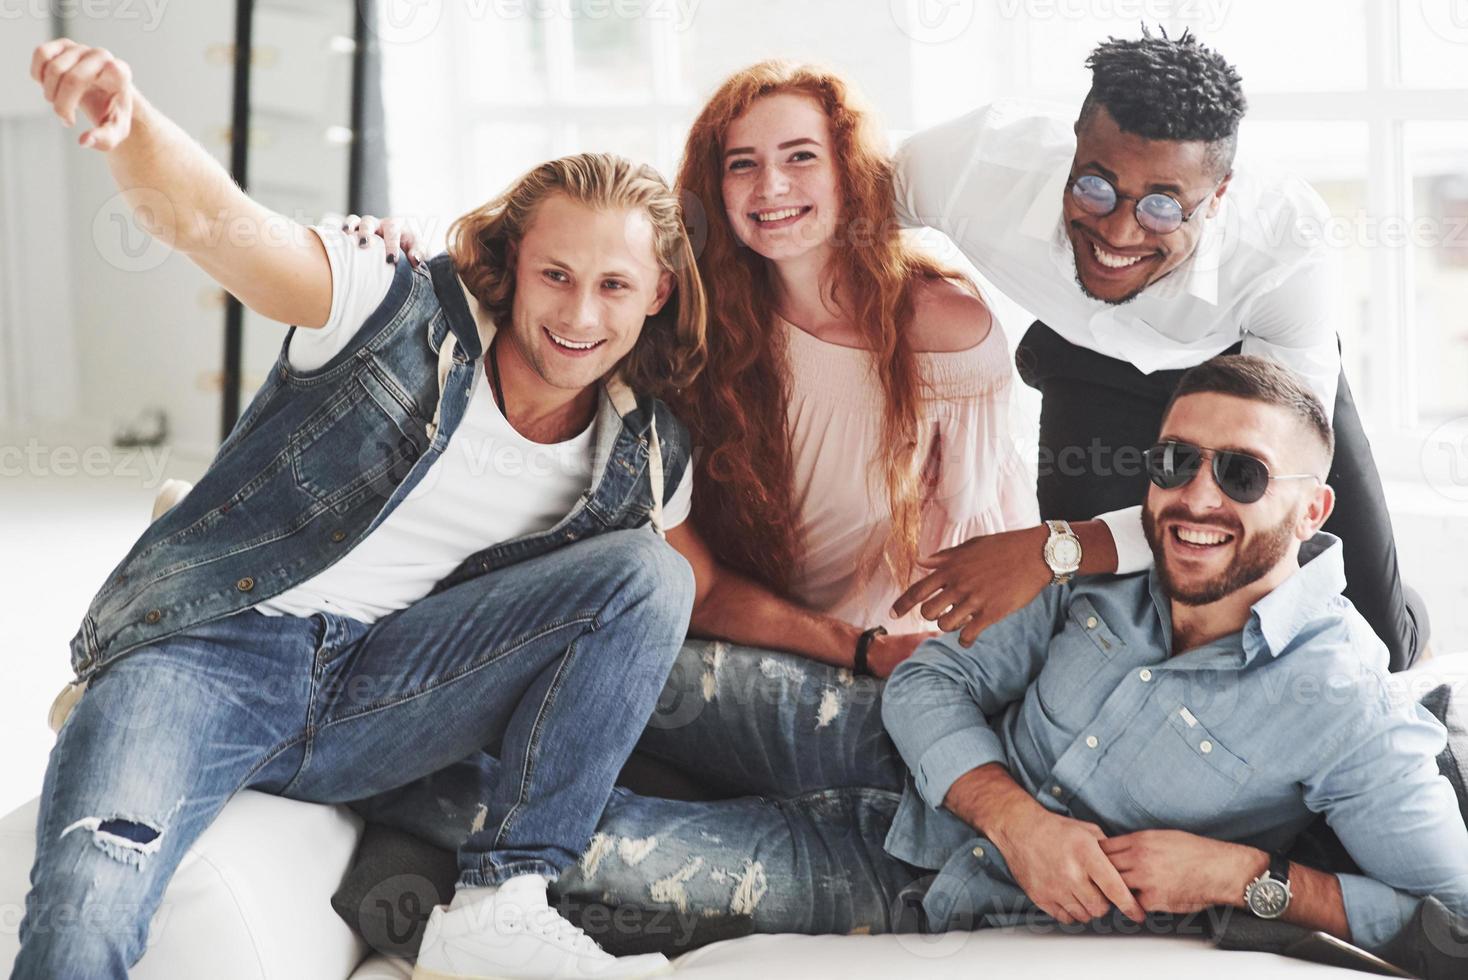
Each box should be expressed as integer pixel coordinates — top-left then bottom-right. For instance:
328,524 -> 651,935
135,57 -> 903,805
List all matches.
629,60 -> 1036,798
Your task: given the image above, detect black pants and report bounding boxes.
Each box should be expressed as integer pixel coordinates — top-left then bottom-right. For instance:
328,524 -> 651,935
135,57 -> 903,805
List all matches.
1015,321 -> 1428,672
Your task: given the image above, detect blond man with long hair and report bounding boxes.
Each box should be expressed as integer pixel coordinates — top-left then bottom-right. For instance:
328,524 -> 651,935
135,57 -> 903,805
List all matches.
26,40 -> 710,980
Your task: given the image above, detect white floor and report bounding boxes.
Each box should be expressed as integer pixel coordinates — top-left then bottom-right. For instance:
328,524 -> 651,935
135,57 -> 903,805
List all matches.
3,428 -> 1467,819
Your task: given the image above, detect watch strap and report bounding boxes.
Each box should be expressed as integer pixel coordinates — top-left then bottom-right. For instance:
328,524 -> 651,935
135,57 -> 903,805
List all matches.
1269,851 -> 1291,887
854,626 -> 887,677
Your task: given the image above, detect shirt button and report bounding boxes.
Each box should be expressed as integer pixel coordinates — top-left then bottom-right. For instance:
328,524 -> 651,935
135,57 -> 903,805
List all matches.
144,609 -> 162,624
971,845 -> 985,859
1085,616 -> 1098,629
330,530 -> 347,543
1139,669 -> 1153,682
236,577 -> 255,592
1200,740 -> 1213,754
1050,786 -> 1063,797
1085,735 -> 1099,749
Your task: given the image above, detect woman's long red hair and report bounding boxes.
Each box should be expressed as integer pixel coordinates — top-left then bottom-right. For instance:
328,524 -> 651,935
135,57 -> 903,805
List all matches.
673,61 -> 965,595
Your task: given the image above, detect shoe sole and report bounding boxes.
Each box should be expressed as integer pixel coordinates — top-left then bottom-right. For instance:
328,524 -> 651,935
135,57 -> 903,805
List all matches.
411,961 -> 675,980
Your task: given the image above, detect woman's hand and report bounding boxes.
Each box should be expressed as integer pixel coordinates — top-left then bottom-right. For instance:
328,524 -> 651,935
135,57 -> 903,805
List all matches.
342,214 -> 422,267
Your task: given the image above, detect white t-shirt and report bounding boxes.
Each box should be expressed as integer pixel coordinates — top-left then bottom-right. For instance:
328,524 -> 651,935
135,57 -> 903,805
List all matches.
255,228 -> 691,623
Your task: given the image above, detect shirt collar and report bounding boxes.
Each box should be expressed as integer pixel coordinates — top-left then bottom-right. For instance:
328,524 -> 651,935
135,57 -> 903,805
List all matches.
1246,532 -> 1347,661
1020,161 -> 1222,307
1145,532 -> 1348,666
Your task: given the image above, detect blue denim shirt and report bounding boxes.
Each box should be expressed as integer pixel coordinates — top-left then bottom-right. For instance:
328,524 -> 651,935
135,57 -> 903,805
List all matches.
68,254 -> 690,681
882,534 -> 1468,951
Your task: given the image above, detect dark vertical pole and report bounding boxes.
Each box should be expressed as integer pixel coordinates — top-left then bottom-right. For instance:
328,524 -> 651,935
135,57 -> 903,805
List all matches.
221,0 -> 253,442
348,0 -> 389,217
347,1 -> 367,213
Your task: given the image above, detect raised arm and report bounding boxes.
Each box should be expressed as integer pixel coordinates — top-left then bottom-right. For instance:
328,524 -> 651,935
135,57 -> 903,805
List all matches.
31,39 -> 331,327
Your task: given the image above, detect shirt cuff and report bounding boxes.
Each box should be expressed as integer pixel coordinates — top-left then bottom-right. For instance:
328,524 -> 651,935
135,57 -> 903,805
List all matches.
912,727 -> 1007,812
1096,505 -> 1152,575
1337,871 -> 1423,953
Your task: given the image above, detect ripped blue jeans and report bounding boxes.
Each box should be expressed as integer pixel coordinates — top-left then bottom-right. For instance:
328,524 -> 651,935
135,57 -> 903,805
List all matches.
14,531 -> 692,980
354,641 -> 932,940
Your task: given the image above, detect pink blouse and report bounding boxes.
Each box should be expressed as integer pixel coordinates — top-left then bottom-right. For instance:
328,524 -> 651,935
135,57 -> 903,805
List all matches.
779,313 -> 1040,633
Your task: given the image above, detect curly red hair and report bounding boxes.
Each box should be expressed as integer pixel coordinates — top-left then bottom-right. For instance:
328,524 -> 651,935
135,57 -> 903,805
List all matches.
673,61 -> 965,595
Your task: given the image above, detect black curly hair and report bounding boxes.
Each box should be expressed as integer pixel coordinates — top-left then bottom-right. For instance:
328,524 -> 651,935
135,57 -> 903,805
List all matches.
1079,26 -> 1247,177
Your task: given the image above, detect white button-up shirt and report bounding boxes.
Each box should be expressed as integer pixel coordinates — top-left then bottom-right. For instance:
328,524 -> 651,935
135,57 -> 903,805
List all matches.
894,99 -> 1344,571
894,99 -> 1341,413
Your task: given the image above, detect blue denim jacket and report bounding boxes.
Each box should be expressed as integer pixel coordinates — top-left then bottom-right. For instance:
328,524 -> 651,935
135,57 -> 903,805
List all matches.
68,254 -> 690,681
882,535 -> 1468,951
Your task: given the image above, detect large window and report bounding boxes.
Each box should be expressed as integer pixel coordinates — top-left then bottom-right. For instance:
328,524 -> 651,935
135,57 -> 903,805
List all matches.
949,0 -> 1468,474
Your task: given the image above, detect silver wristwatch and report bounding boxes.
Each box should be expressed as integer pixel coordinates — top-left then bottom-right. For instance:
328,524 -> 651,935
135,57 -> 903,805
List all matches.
1244,854 -> 1292,919
1042,519 -> 1082,586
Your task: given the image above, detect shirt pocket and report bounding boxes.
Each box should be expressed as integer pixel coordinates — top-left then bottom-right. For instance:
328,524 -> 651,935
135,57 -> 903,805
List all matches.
1124,703 -> 1252,830
1034,597 -> 1124,727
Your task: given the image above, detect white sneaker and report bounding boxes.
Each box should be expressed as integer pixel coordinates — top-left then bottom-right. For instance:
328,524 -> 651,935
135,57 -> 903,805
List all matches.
410,889 -> 672,980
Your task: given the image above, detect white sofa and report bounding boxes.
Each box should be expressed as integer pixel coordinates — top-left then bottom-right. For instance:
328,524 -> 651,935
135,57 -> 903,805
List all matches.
0,785 -> 1369,979
0,480 -> 1449,976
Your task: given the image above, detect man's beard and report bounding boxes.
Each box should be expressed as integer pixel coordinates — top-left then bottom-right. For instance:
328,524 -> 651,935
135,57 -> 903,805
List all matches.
1074,267 -> 1146,306
1142,504 -> 1297,607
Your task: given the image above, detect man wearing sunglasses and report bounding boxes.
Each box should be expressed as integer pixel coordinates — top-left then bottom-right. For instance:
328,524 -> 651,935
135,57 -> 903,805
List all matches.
892,28 -> 1427,674
878,354 -> 1468,954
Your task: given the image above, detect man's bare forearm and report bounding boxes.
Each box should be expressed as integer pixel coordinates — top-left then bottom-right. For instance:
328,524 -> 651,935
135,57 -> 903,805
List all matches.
104,94 -> 257,253
1073,519 -> 1119,575
942,763 -> 1046,846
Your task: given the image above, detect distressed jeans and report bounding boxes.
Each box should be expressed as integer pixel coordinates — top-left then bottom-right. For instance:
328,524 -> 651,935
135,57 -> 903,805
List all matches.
355,642 -> 932,944
14,531 -> 693,980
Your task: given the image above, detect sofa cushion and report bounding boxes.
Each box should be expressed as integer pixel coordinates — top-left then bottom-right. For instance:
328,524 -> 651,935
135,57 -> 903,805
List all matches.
1,790 -> 366,979
347,928 -> 1367,979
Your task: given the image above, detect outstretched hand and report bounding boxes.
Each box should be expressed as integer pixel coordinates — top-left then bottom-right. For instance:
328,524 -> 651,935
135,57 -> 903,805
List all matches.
31,39 -> 136,151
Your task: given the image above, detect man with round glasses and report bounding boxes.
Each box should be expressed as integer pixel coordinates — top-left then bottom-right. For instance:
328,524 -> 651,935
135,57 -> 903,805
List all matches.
892,28 -> 1427,673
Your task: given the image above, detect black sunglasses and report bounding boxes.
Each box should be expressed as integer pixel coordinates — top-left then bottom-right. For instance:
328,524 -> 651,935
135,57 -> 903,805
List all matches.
1068,173 -> 1220,235
1143,440 -> 1321,504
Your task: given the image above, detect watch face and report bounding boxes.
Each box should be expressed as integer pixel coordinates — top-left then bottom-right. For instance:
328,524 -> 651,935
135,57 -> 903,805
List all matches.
1249,879 -> 1289,918
1051,537 -> 1081,569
